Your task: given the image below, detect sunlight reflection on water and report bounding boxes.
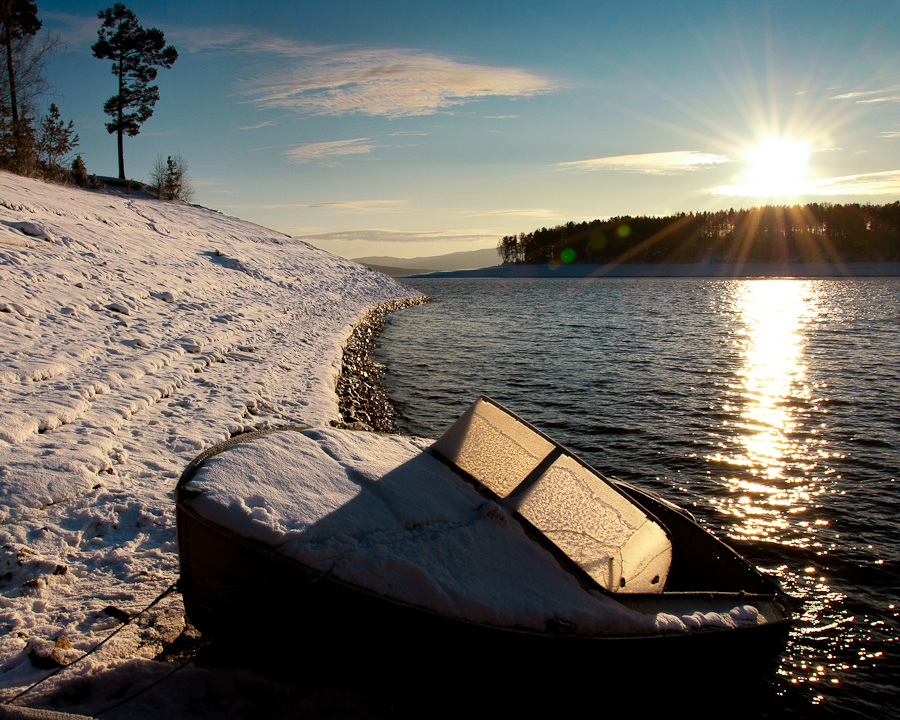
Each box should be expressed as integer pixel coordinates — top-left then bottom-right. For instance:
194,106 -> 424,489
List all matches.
709,280 -> 826,548
708,279 -> 854,698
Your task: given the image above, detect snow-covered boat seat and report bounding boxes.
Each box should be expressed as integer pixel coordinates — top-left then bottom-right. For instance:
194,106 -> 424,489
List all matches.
432,396 -> 673,594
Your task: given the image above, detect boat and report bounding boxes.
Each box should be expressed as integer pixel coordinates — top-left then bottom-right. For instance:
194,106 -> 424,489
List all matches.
175,396 -> 794,677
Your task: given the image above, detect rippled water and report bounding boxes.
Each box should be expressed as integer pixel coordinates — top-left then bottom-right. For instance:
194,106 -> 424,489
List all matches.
375,276 -> 899,718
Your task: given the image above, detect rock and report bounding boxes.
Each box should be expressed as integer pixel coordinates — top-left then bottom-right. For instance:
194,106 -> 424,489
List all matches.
334,297 -> 430,432
10,221 -> 54,242
106,302 -> 131,315
27,636 -> 76,669
102,605 -> 130,623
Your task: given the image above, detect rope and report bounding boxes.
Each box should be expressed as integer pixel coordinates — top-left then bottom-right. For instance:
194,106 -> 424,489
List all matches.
3,582 -> 180,707
93,655 -> 193,717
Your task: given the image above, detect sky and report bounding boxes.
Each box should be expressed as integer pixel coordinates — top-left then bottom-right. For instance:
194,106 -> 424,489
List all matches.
31,0 -> 900,259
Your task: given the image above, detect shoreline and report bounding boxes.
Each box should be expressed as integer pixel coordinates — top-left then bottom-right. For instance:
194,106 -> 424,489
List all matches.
408,261 -> 900,279
334,296 -> 431,432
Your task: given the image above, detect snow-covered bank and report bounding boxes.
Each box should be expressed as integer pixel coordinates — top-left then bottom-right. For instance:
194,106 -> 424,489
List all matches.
0,172 -> 419,707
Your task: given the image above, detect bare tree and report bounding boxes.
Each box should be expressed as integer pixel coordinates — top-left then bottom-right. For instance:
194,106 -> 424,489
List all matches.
0,1 -> 59,175
0,30 -> 56,115
0,0 -> 41,128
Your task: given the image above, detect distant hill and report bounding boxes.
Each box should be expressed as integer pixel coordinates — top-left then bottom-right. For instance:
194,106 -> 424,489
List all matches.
353,246 -> 499,275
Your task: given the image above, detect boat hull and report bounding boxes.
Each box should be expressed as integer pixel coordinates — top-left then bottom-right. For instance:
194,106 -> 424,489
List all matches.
177,491 -> 792,678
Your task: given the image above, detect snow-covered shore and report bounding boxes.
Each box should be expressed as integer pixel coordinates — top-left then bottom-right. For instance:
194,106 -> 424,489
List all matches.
0,171 -> 420,711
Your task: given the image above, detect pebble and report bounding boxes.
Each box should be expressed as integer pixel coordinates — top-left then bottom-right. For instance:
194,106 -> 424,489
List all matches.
335,296 -> 430,432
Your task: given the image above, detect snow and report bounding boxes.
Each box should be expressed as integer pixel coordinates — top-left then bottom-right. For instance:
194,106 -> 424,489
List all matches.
183,424 -> 763,639
0,172 -> 764,717
185,427 -> 656,636
0,172 -> 418,711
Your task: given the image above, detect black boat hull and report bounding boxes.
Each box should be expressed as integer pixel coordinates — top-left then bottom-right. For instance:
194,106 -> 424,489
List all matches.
177,489 -> 792,678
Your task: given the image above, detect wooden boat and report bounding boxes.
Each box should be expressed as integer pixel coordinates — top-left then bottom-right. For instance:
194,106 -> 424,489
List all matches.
176,396 -> 794,677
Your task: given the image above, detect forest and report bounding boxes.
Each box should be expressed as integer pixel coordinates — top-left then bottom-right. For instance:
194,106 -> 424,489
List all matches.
497,202 -> 900,266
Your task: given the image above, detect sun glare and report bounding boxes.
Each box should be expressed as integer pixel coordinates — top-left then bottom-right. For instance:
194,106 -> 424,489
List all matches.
741,138 -> 810,197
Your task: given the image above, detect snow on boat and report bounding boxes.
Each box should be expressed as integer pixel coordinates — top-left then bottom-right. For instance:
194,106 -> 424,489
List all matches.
175,396 -> 793,674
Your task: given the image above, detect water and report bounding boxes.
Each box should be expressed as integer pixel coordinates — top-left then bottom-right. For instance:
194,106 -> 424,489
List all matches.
374,276 -> 899,718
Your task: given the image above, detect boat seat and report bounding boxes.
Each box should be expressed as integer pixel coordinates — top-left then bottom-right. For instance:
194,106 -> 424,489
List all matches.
432,397 -> 673,594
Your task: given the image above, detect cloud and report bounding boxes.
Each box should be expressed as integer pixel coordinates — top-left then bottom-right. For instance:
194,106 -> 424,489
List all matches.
106,23 -> 554,118
218,200 -> 409,215
284,138 -> 377,164
805,170 -> 900,195
238,121 -> 276,130
169,25 -> 323,56
239,47 -> 555,118
295,229 -> 497,244
829,86 -> 900,104
247,199 -> 410,213
711,169 -> 900,197
43,12 -> 104,49
557,151 -> 730,175
300,199 -> 408,213
466,208 -> 559,219
855,96 -> 900,105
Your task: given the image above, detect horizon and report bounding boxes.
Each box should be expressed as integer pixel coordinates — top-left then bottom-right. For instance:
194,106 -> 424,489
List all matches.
36,0 -> 900,259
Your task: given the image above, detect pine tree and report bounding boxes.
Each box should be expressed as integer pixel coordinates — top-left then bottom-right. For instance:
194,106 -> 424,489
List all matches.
163,155 -> 179,199
37,102 -> 77,168
91,3 -> 177,180
70,154 -> 87,187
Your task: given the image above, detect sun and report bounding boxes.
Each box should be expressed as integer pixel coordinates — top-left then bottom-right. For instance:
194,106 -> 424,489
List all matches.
741,138 -> 810,197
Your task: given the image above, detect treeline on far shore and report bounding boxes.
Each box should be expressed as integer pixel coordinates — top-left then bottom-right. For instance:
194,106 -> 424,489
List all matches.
497,202 -> 900,266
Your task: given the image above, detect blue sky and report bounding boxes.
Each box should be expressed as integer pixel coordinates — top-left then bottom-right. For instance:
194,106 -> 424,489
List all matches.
35,1 -> 900,258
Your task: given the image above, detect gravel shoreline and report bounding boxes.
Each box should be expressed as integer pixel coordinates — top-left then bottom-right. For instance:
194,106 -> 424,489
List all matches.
334,296 -> 430,433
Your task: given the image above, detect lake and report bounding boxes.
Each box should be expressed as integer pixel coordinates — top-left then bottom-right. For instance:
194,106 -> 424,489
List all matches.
374,276 -> 899,719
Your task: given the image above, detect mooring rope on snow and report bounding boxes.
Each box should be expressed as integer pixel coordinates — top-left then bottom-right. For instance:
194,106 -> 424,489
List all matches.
3,582 -> 181,708
93,653 -> 194,718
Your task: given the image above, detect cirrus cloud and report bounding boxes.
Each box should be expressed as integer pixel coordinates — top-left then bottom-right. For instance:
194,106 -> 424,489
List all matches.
285,138 -> 377,164
829,85 -> 900,104
557,151 -> 730,175
117,23 -> 556,118
711,169 -> 900,197
240,47 -> 555,118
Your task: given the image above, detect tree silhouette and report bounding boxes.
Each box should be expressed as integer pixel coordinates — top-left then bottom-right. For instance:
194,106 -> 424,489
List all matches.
92,3 -> 176,180
0,0 -> 41,129
496,203 -> 900,266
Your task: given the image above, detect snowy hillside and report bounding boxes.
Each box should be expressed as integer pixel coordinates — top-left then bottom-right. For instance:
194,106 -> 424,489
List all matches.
0,172 -> 419,706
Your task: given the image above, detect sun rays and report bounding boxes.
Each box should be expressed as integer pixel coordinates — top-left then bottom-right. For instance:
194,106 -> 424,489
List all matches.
741,138 -> 811,196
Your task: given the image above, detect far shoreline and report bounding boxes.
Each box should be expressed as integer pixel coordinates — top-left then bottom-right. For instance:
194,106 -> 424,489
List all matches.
405,261 -> 900,279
